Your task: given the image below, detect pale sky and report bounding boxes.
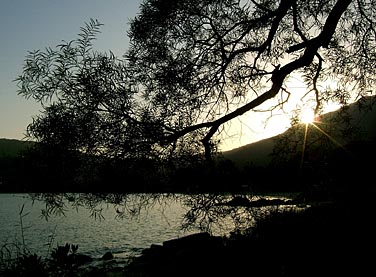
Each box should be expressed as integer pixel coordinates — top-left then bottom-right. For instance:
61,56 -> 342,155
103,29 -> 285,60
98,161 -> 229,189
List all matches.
0,0 -> 140,141
0,0 -> 318,152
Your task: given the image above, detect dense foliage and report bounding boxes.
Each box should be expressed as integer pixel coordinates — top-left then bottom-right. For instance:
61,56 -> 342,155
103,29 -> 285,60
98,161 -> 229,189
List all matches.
16,0 -> 376,162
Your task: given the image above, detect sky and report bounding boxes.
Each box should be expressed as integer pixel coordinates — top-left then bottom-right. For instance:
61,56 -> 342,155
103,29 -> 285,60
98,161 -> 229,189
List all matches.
0,0 -> 141,141
0,0 -> 336,152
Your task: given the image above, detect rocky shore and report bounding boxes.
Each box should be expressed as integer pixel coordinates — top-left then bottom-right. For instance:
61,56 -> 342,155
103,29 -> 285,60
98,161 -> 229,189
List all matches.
74,232 -> 249,276
65,201 -> 373,277
70,232 -> 225,276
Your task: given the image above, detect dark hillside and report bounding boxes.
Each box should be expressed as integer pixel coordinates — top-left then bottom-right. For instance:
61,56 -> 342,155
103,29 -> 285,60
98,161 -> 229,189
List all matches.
0,139 -> 36,191
219,135 -> 275,167
222,95 -> 376,168
0,138 -> 35,158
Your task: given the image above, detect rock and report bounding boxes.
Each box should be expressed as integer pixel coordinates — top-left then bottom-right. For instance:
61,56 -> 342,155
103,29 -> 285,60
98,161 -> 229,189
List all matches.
72,253 -> 93,266
101,251 -> 114,260
223,196 -> 295,207
162,232 -> 213,249
225,196 -> 251,206
141,244 -> 163,255
126,232 -> 228,276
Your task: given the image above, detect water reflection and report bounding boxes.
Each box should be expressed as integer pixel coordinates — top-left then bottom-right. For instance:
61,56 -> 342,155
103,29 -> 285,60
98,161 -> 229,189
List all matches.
0,194 -> 196,259
0,193 -> 297,260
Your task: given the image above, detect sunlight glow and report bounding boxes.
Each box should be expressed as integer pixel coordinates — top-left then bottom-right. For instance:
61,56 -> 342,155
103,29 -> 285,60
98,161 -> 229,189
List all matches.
220,74 -> 350,151
300,121 -> 348,168
300,108 -> 315,124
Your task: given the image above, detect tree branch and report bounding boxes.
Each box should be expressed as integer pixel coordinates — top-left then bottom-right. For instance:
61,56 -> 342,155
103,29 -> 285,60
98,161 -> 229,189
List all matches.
287,0 -> 352,53
163,0 -> 353,159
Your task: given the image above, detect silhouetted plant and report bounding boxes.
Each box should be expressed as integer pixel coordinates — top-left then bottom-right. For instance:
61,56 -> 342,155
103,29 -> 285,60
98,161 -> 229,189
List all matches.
0,253 -> 48,277
48,243 -> 86,274
13,253 -> 48,277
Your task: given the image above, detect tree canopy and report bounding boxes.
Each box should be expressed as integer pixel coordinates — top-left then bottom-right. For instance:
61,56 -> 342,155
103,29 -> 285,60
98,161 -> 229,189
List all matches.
16,0 -> 376,161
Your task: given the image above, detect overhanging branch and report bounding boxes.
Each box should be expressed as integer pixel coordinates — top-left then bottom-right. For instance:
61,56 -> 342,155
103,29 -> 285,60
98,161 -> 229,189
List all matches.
162,0 -> 352,159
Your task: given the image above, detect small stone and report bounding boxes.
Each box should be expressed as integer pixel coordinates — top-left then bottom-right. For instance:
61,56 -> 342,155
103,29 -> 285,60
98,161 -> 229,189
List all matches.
101,251 -> 114,260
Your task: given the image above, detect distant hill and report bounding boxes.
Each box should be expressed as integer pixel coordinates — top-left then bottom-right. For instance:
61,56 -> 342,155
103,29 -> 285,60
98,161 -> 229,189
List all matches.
2,95 -> 376,167
222,96 -> 376,167
0,138 -> 35,158
220,135 -> 276,167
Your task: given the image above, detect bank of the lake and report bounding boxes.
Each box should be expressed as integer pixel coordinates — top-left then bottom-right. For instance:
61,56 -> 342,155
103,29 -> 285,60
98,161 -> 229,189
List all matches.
2,192 -> 374,276
124,197 -> 376,277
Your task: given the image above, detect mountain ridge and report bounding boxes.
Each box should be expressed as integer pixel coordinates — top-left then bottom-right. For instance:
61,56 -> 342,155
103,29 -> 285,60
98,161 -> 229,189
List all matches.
221,95 -> 376,167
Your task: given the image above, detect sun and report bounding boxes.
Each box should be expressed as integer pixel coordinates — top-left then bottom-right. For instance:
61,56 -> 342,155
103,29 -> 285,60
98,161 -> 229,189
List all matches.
300,108 -> 316,124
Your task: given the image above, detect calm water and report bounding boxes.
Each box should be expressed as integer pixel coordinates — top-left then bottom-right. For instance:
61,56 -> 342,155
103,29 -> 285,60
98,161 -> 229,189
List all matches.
0,193 -> 295,262
0,193 -> 198,260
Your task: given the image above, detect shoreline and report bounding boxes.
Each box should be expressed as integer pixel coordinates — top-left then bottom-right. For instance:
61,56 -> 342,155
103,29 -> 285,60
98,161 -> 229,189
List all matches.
2,193 -> 375,276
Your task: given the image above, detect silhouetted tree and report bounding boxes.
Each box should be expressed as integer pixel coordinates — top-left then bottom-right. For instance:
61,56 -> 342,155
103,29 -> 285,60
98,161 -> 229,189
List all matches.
16,0 -> 376,163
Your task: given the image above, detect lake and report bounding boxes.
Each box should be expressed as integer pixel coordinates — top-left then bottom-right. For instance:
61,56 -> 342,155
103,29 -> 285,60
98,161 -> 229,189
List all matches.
0,193 -> 294,263
0,193 -> 201,261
